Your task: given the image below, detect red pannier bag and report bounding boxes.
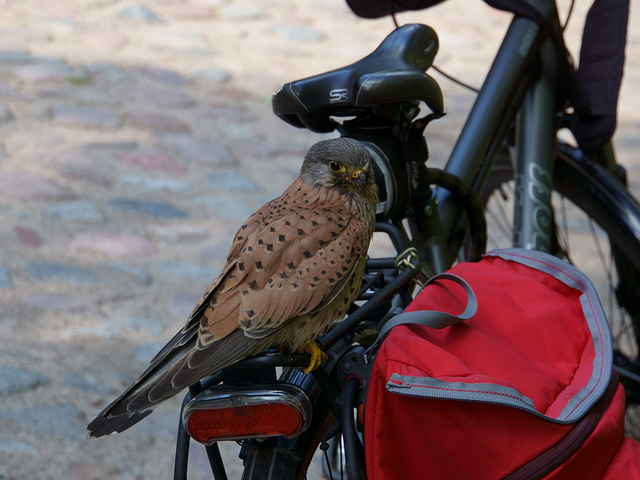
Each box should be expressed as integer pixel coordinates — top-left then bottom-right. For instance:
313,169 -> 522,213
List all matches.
365,248 -> 640,479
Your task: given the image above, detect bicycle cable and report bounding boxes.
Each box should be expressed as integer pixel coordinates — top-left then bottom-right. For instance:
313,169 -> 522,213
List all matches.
432,65 -> 480,94
387,0 -> 575,95
430,0 -> 575,95
562,0 -> 576,32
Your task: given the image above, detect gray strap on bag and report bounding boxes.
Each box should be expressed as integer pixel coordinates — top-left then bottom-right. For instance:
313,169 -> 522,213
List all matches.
364,273 -> 477,361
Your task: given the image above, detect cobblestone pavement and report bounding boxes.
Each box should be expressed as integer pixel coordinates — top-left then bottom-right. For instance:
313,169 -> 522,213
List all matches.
0,1 -> 638,479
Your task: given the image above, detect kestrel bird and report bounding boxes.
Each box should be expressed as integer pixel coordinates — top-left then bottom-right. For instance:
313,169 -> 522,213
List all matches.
88,137 -> 378,437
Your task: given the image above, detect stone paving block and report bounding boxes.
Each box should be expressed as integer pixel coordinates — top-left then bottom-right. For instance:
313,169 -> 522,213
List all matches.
194,104 -> 256,123
148,223 -> 209,243
37,18 -> 78,34
123,87 -> 197,108
108,198 -> 188,218
21,291 -> 134,317
117,3 -> 163,22
127,111 -> 191,132
116,151 -> 187,174
64,372 -> 111,395
192,67 -> 232,83
155,261 -> 216,285
147,32 -> 211,52
218,3 -> 266,19
0,168 -> 72,201
39,86 -> 122,106
49,103 -> 123,129
83,141 -> 138,152
134,342 -> 166,364
62,315 -> 164,339
0,437 -> 38,456
0,104 -> 14,122
196,193 -> 257,221
0,367 -> 48,395
0,80 -> 31,100
14,225 -> 44,247
1,404 -> 86,440
20,292 -> 106,315
207,170 -> 260,191
155,132 -> 236,165
219,123 -> 261,143
28,262 -> 101,283
35,150 -> 113,187
86,63 -> 134,83
67,462 -> 108,480
68,230 -> 156,258
44,200 -> 106,223
8,62 -> 88,83
98,262 -> 153,286
269,25 -> 326,42
119,174 -> 188,192
0,49 -> 33,64
159,3 -> 214,20
0,266 -> 12,288
168,292 -> 202,318
135,65 -> 191,85
83,32 -> 128,55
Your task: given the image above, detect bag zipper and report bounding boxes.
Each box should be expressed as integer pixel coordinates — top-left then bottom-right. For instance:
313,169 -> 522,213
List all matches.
503,370 -> 620,480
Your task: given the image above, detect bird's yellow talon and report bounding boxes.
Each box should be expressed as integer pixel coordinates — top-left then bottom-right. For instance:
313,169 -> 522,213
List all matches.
303,342 -> 328,374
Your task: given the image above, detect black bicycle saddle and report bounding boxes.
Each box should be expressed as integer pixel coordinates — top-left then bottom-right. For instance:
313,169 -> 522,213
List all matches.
272,23 -> 444,133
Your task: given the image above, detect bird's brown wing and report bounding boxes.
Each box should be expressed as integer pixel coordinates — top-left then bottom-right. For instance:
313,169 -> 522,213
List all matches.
197,202 -> 371,344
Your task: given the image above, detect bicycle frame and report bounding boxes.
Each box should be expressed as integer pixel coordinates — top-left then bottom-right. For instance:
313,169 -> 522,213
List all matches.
420,12 -> 566,272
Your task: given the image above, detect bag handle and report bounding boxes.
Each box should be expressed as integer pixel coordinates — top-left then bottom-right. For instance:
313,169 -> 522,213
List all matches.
365,273 -> 477,360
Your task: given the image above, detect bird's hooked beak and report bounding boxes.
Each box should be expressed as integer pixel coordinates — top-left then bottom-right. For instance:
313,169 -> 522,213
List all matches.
349,167 -> 368,191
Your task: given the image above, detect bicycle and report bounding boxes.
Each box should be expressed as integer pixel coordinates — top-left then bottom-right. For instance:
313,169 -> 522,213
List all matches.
172,1 -> 640,478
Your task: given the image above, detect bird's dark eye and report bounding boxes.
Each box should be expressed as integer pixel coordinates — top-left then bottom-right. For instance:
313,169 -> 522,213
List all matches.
329,161 -> 345,173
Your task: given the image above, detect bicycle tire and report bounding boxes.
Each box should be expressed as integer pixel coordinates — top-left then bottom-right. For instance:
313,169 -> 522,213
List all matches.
481,142 -> 640,437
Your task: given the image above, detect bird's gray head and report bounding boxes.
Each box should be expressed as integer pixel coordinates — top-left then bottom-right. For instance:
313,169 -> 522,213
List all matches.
300,138 -> 378,202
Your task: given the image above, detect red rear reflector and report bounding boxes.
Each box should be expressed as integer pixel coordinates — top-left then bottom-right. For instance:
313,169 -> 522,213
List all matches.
183,384 -> 312,444
187,402 -> 302,443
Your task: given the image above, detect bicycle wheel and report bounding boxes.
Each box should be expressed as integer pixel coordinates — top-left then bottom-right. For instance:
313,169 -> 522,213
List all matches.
481,143 -> 640,437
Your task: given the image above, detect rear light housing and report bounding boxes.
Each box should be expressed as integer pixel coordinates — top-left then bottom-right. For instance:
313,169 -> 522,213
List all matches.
182,383 -> 313,445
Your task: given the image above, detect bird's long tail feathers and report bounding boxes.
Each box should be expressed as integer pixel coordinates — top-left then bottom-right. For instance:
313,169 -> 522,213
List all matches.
87,329 -> 265,438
